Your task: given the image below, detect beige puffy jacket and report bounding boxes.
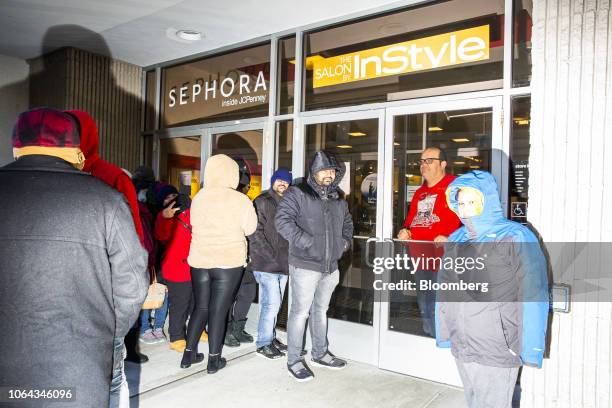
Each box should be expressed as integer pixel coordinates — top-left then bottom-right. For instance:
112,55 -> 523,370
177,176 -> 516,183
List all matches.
187,154 -> 257,268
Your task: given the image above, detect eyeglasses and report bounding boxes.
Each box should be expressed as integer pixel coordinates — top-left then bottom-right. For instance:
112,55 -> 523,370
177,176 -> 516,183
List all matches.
418,158 -> 443,165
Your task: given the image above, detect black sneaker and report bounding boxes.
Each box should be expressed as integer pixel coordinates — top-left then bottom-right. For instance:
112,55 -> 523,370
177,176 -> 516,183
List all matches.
272,338 -> 288,352
256,344 -> 284,360
311,351 -> 347,370
287,360 -> 315,382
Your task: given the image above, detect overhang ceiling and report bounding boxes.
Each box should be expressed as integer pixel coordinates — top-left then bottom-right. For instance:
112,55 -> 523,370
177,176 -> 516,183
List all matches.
0,0 -> 416,67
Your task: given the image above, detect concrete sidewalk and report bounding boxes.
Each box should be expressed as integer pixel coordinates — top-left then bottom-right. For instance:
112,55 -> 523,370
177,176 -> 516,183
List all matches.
126,333 -> 466,408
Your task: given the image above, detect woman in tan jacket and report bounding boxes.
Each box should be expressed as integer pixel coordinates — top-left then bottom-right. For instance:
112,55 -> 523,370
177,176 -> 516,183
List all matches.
181,154 -> 257,373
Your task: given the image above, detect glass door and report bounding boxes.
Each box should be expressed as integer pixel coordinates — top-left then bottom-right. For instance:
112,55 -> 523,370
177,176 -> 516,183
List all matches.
157,131 -> 204,198
300,110 -> 385,365
208,125 -> 267,200
379,97 -> 504,386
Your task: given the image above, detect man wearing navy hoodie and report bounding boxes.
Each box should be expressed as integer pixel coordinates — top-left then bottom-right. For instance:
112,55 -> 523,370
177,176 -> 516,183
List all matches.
436,171 -> 549,408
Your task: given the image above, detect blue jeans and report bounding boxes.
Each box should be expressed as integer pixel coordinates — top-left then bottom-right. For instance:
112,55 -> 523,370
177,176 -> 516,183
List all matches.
415,269 -> 436,337
286,266 -> 339,365
139,292 -> 169,333
253,271 -> 288,348
109,337 -> 128,408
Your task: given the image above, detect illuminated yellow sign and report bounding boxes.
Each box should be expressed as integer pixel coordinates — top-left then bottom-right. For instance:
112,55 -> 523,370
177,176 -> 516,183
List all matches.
312,25 -> 490,89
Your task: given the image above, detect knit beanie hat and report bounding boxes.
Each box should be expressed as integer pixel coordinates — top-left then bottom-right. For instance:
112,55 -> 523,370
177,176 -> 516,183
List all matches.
12,107 -> 85,170
271,167 -> 292,186
155,183 -> 178,204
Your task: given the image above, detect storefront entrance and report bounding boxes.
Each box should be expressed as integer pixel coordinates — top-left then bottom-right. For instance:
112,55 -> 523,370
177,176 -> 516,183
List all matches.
297,95 -> 504,385
155,94 -> 506,386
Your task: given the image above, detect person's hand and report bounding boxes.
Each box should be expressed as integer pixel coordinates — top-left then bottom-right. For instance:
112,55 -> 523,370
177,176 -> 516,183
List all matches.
433,235 -> 448,247
397,228 -> 411,240
162,202 -> 180,219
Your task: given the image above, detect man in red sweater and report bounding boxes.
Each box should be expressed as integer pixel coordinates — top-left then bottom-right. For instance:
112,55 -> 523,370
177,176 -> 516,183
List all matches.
397,147 -> 461,337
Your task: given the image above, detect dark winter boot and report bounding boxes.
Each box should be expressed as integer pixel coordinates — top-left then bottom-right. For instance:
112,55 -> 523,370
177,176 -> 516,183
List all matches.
180,348 -> 204,369
124,328 -> 149,364
233,318 -> 254,343
224,321 -> 240,347
207,353 -> 227,374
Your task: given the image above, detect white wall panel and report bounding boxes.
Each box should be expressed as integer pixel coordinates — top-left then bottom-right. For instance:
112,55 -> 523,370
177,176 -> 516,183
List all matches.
525,1 -> 612,407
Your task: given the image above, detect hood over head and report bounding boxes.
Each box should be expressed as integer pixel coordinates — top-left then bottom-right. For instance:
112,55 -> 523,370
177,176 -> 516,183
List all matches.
65,110 -> 99,172
307,150 -> 346,198
203,154 -> 239,189
446,170 -> 504,239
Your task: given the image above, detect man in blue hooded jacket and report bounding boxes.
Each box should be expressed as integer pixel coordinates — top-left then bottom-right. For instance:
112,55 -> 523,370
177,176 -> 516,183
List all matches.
435,171 -> 549,408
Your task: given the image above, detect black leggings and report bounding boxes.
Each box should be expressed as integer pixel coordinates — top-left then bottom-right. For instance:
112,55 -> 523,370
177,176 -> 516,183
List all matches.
185,267 -> 244,354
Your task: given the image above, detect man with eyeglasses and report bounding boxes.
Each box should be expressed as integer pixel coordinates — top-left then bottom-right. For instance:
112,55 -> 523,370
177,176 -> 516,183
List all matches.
397,147 -> 461,337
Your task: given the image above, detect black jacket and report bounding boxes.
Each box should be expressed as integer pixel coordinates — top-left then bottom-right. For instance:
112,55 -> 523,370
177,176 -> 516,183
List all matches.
0,156 -> 148,408
248,190 -> 289,275
275,151 -> 353,273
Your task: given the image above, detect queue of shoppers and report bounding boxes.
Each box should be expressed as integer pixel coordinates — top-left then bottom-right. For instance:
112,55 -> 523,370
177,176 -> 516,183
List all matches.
0,107 -> 548,408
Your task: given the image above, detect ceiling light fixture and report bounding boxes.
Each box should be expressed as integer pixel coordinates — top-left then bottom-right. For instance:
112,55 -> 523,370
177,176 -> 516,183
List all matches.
176,30 -> 203,41
452,138 -> 470,143
428,126 -> 443,131
336,145 -> 352,149
454,161 -> 466,165
348,132 -> 366,137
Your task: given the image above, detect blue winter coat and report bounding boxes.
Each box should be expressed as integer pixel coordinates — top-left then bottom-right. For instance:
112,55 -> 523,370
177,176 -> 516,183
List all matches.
435,171 -> 549,368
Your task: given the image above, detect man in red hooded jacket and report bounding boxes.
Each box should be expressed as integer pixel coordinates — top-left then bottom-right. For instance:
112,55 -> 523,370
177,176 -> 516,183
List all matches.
66,110 -> 144,244
65,110 -> 148,408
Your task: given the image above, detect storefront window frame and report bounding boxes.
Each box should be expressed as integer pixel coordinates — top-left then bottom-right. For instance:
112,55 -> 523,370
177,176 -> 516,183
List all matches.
140,1 -> 533,365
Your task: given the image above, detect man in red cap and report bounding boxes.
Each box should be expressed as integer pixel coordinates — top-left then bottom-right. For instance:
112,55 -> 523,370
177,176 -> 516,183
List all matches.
0,107 -> 148,408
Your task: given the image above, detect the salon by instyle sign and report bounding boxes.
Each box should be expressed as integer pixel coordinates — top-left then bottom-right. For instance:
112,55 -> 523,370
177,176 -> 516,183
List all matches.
313,25 -> 490,88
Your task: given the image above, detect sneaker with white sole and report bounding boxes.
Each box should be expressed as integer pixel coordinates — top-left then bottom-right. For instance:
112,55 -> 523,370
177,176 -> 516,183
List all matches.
310,351 -> 347,370
152,328 -> 166,343
287,360 -> 315,382
139,329 -> 158,345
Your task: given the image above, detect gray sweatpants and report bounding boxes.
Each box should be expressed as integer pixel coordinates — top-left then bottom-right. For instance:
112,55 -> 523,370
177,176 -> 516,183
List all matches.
455,359 -> 520,408
286,266 -> 339,365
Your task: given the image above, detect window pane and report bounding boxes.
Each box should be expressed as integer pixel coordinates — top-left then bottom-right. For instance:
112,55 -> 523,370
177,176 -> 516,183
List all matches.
512,0 -> 533,87
161,43 -> 271,128
277,37 -> 295,115
159,136 -> 202,198
304,119 -> 379,325
509,96 -> 530,222
211,130 -> 264,201
304,0 -> 505,111
390,107 -> 493,337
275,120 -> 293,170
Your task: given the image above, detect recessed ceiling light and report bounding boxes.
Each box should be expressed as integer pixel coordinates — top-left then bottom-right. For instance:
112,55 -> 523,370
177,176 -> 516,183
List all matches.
176,30 -> 203,41
348,132 -> 366,137
469,165 -> 480,169
336,145 -> 352,149
515,119 -> 530,125
394,142 -> 400,146
428,126 -> 443,131
452,138 -> 470,143
454,161 -> 466,165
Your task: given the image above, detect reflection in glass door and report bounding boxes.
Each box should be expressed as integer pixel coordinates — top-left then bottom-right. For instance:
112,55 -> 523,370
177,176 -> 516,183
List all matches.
379,97 -> 503,386
159,135 -> 202,198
